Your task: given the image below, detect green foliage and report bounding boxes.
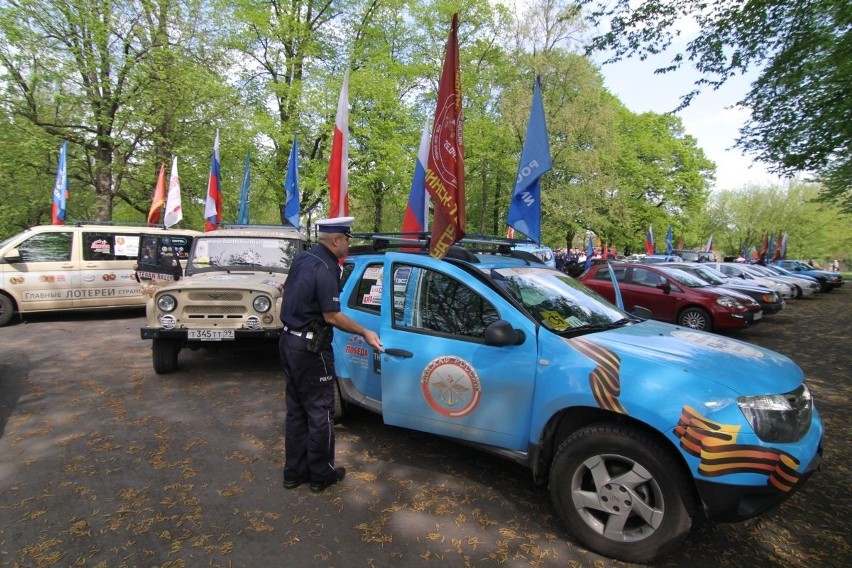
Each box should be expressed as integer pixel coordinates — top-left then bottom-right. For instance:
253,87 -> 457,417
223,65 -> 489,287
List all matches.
2,0 -> 844,263
707,183 -> 852,263
581,0 -> 852,213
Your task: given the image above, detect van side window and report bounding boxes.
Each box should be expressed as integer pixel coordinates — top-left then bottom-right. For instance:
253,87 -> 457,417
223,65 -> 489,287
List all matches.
83,232 -> 140,261
15,232 -> 73,262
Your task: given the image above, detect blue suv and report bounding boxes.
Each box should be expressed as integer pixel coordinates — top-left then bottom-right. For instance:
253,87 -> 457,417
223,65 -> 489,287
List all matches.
772,259 -> 843,291
331,235 -> 823,563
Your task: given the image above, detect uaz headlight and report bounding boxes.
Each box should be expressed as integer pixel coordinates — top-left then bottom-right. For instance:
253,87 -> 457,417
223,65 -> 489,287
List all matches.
157,294 -> 177,313
738,383 -> 813,442
253,295 -> 271,313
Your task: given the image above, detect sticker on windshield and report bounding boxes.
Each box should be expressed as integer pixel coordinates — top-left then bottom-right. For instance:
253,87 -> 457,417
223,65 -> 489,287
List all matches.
420,356 -> 482,418
540,310 -> 569,330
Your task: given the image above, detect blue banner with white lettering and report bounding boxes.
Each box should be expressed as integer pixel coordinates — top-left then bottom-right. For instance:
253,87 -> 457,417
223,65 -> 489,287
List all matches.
283,134 -> 300,229
507,76 -> 552,244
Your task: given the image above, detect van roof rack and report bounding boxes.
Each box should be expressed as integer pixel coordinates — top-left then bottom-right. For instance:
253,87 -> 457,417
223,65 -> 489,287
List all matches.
219,223 -> 302,231
71,220 -> 154,227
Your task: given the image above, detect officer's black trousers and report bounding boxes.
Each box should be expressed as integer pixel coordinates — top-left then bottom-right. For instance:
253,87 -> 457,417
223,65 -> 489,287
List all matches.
279,333 -> 337,483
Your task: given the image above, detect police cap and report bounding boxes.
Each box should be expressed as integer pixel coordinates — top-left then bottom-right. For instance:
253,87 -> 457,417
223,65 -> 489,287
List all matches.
315,216 -> 354,237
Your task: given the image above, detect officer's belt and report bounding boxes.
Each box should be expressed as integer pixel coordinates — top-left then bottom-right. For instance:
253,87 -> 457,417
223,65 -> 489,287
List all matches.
283,326 -> 314,340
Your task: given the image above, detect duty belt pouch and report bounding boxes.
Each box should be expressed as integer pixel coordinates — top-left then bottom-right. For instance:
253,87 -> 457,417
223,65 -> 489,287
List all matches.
306,322 -> 333,354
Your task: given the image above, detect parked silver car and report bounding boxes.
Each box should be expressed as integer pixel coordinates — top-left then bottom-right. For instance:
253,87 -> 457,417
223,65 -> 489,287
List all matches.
704,262 -> 795,299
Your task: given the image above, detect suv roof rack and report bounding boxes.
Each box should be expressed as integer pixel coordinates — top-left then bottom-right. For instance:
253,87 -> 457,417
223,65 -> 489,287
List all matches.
348,232 -> 545,265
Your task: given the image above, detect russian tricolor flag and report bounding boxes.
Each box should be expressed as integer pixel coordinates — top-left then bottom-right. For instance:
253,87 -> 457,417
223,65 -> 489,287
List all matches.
644,226 -> 655,255
204,130 -> 222,231
401,120 -> 430,234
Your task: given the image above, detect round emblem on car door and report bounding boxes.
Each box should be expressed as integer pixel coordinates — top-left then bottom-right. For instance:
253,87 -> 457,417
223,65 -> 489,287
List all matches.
420,355 -> 482,417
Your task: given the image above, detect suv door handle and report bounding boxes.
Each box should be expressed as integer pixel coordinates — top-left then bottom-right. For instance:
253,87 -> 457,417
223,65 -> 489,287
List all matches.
384,348 -> 413,358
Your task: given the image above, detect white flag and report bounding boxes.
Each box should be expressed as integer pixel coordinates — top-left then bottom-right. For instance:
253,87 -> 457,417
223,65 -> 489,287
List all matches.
163,156 -> 183,228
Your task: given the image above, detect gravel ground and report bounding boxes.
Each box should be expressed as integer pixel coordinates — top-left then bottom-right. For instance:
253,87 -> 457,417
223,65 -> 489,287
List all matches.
0,287 -> 849,568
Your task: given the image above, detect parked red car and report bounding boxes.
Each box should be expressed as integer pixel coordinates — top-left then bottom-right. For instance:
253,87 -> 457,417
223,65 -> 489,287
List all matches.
579,262 -> 761,331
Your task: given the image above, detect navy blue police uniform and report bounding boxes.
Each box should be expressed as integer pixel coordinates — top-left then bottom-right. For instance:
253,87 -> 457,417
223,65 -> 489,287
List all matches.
279,229 -> 346,491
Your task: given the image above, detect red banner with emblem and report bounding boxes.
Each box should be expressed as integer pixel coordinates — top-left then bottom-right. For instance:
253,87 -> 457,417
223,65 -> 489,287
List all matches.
425,13 -> 465,259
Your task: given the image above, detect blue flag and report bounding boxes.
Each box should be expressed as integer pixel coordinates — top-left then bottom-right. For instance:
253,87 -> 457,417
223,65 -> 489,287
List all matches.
283,134 -> 300,229
507,77 -> 552,245
585,234 -> 594,271
237,149 -> 251,224
665,225 -> 673,256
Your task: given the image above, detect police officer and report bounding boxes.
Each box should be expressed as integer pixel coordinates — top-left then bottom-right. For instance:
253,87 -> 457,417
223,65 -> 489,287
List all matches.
279,216 -> 383,493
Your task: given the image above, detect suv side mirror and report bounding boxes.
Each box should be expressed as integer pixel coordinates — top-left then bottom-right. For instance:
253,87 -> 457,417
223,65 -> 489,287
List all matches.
656,282 -> 671,293
484,320 -> 525,346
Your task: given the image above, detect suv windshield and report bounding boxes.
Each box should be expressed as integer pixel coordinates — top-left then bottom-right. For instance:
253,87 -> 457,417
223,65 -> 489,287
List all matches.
187,236 -> 301,274
489,266 -> 630,333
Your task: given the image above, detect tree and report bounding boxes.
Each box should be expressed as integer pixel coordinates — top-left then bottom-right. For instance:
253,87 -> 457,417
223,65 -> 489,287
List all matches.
707,183 -> 852,262
580,0 -> 852,212
0,0 -> 235,225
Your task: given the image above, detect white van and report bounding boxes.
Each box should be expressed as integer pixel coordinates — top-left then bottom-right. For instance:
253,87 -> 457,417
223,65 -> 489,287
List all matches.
0,223 -> 199,326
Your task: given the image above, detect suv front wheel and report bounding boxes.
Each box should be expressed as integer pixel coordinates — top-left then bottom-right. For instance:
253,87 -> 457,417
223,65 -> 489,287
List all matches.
152,338 -> 180,374
548,424 -> 694,563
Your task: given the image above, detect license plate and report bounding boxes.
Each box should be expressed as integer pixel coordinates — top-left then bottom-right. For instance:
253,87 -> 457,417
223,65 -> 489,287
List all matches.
753,311 -> 763,321
188,329 -> 235,341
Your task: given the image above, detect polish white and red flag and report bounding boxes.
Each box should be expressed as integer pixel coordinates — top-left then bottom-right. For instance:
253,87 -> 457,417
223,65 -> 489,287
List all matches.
328,71 -> 350,217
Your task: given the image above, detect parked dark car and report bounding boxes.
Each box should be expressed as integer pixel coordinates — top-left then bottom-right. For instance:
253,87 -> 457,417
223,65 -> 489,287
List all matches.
579,262 -> 762,331
673,249 -> 717,262
772,259 -> 843,291
665,262 -> 785,315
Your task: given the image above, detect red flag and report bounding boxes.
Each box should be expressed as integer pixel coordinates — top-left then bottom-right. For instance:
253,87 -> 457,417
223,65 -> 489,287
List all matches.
770,231 -> 783,261
759,233 -> 769,264
425,13 -> 465,259
328,71 -> 350,217
147,163 -> 166,226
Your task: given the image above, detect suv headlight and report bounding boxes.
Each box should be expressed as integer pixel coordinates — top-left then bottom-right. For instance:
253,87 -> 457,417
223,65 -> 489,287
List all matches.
738,384 -> 813,442
157,294 -> 177,313
253,295 -> 271,313
716,295 -> 743,308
